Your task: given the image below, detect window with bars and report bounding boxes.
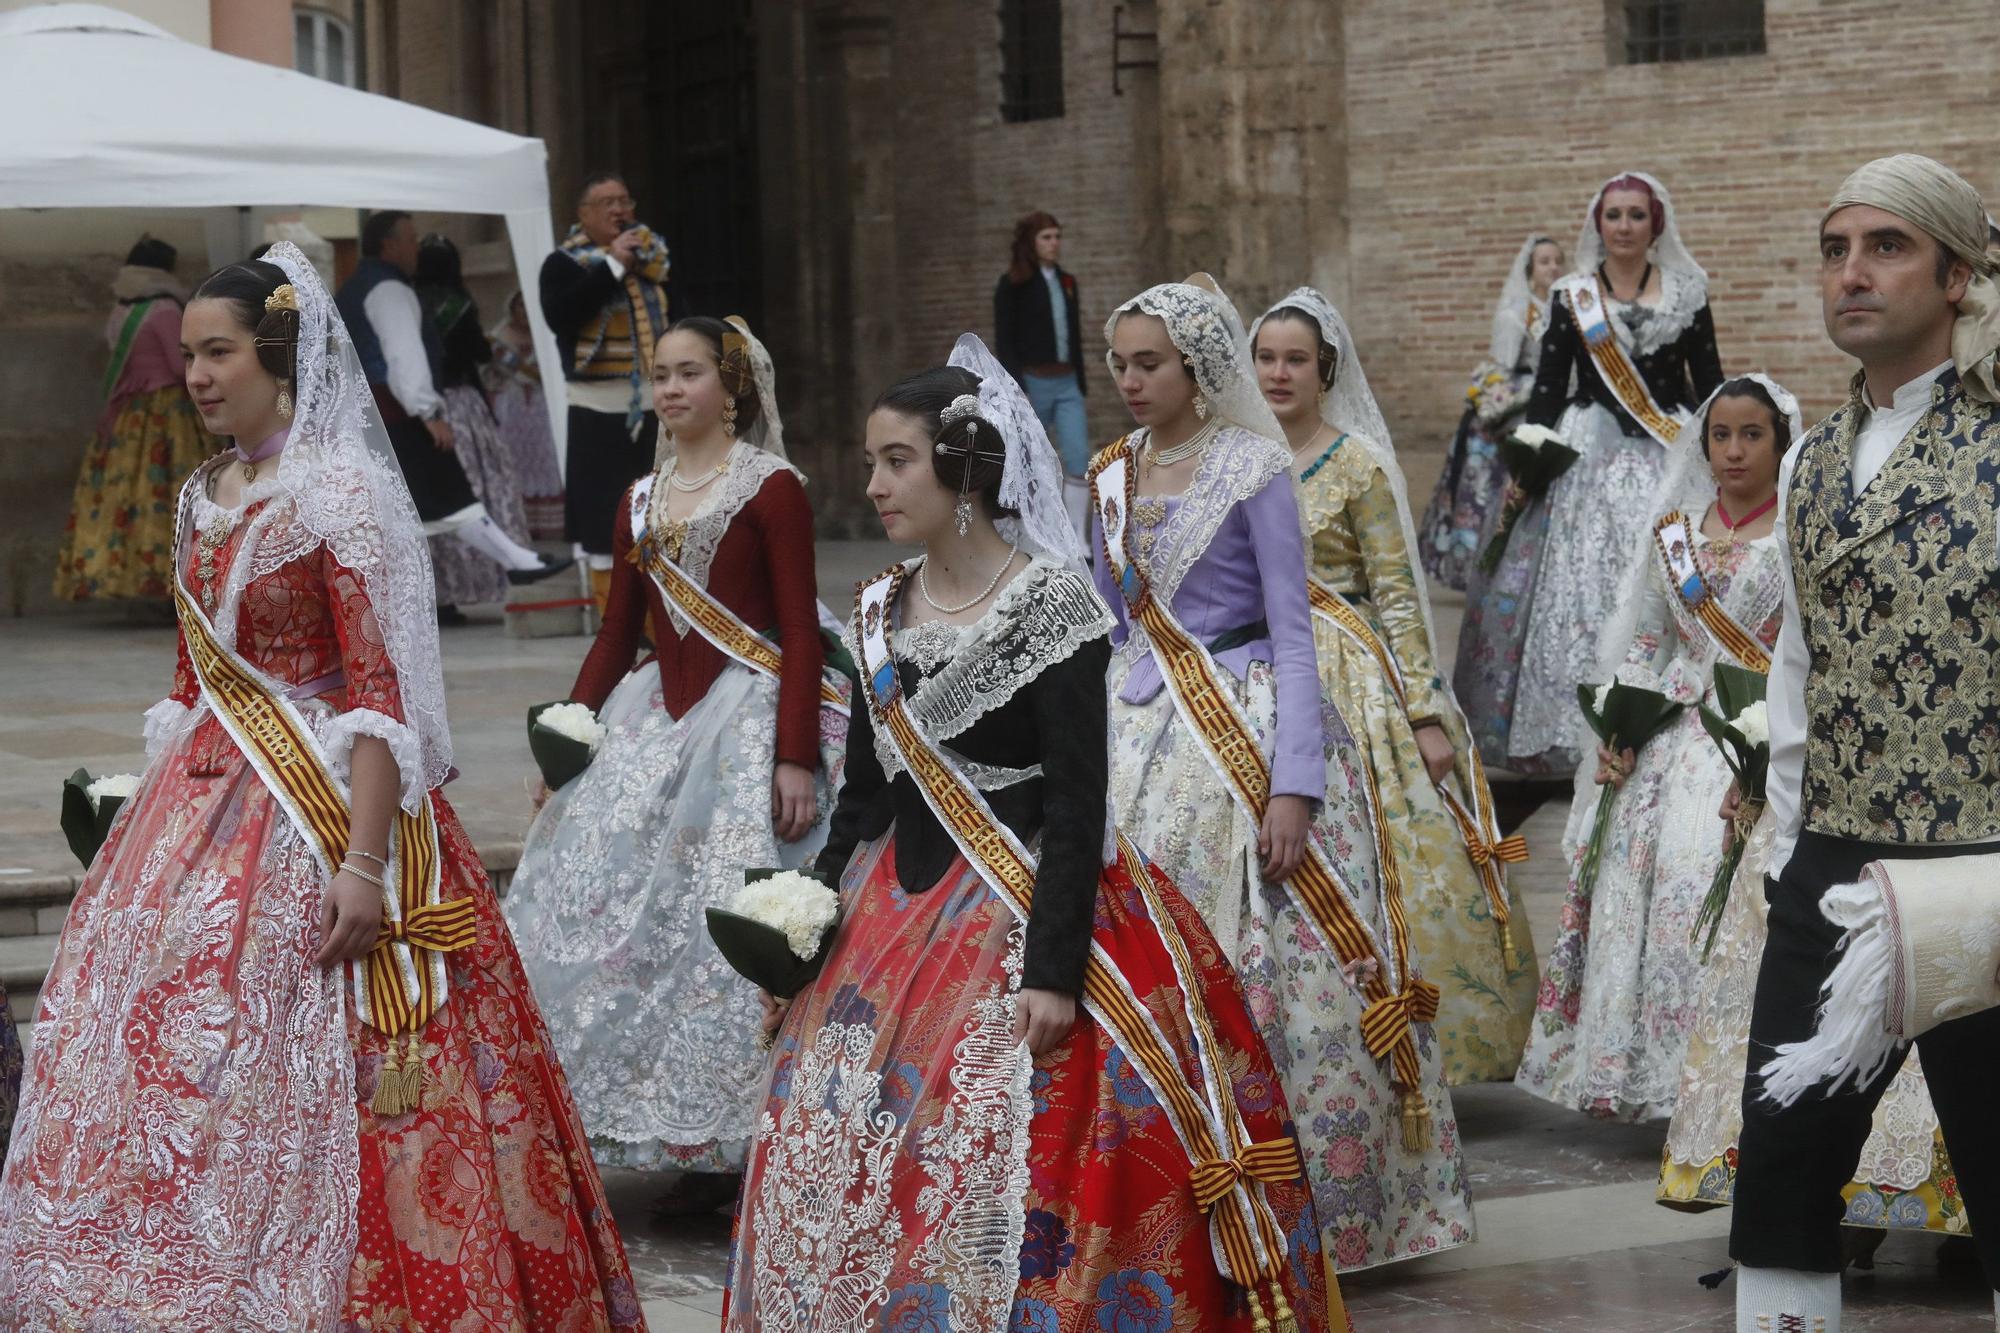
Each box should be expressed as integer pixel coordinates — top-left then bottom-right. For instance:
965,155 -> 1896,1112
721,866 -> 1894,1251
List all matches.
294,9 -> 355,86
1619,0 -> 1765,64
999,0 -> 1064,123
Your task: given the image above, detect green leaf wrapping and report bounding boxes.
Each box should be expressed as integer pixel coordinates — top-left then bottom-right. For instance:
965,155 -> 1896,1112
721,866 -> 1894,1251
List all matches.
704,867 -> 843,1000
527,700 -> 596,791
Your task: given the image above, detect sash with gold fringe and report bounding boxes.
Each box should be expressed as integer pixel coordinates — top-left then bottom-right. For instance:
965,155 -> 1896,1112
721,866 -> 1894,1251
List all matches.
1091,437 -> 1440,1148
854,565 -> 1308,1323
630,477 -> 850,716
1305,574 -> 1528,950
1566,274 -> 1684,448
172,499 -> 474,1115
1651,510 -> 1773,673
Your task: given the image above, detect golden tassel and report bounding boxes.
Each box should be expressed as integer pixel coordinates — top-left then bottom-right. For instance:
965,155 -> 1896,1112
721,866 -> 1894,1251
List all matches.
1500,918 -> 1515,958
371,1037 -> 409,1116
1400,1089 -> 1431,1152
398,1031 -> 424,1111
1247,1283 -> 1273,1333
1269,1282 -> 1299,1333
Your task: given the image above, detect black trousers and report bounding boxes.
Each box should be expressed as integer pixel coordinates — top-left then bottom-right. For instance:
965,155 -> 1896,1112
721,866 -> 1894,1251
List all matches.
1731,829 -> 2000,1283
564,404 -> 657,556
384,413 -> 477,524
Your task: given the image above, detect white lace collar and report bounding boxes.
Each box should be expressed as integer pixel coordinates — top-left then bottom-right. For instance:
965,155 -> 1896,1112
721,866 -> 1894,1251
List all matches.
1125,426 -> 1289,608
867,555 -> 1112,779
632,442 -> 800,632
1556,267 -> 1708,357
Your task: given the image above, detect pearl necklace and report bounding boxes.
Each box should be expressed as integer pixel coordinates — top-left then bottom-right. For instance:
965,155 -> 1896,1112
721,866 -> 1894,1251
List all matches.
1145,418 -> 1220,468
668,459 -> 729,492
918,547 -> 1018,615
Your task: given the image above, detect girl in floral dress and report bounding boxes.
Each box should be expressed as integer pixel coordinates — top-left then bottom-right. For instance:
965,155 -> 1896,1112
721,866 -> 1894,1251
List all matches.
0,245 -> 640,1330
1095,276 -> 1474,1273
728,335 -> 1342,1332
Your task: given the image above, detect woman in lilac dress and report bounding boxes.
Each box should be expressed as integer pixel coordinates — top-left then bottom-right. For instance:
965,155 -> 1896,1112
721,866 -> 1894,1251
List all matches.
1092,275 -> 1474,1272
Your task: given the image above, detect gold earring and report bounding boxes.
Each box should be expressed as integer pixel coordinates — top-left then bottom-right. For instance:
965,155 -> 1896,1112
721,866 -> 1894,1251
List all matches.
722,396 -> 738,437
1193,395 -> 1209,421
275,380 -> 293,420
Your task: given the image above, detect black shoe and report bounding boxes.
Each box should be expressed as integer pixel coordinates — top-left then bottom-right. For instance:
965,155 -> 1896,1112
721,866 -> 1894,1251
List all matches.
436,603 -> 468,627
507,555 -> 576,587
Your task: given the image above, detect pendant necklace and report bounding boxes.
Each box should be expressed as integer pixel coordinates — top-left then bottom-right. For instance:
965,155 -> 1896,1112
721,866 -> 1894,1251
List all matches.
231,432 -> 286,484
918,546 -> 1019,616
1714,493 -> 1777,548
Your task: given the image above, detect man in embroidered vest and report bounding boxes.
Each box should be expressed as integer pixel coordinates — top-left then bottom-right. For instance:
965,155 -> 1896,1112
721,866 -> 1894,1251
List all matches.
334,211 -> 569,599
1730,154 -> 2000,1332
538,171 -> 671,613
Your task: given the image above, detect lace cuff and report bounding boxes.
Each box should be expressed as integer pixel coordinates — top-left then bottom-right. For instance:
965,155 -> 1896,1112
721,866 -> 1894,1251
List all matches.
320,706 -> 428,813
143,698 -> 197,762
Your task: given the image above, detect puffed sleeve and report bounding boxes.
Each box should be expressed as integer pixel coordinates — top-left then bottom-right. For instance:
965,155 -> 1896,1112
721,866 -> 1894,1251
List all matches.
568,491 -> 647,712
751,472 -> 827,770
1682,302 -> 1724,404
321,549 -> 426,811
1243,476 -> 1327,800
1021,633 -> 1111,997
1525,295 -> 1580,430
1347,466 -> 1445,722
814,673 -> 893,880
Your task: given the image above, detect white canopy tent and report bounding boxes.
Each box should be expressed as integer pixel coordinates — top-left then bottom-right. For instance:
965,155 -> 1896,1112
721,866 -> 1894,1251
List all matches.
0,2 -> 570,457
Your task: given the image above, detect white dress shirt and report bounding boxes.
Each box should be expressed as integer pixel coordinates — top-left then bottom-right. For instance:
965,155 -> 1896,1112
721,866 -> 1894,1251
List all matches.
362,280 -> 443,419
1766,361 -> 1957,875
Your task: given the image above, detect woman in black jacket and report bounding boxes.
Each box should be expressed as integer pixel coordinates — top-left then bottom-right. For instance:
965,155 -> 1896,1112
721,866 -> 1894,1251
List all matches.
993,212 -> 1089,533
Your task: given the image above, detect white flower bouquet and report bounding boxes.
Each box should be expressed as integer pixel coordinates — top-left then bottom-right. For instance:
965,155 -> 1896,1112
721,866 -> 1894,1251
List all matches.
1573,678 -> 1684,903
1691,664 -> 1773,960
1478,424 -> 1581,573
60,768 -> 141,868
705,867 -> 843,999
527,700 -> 605,791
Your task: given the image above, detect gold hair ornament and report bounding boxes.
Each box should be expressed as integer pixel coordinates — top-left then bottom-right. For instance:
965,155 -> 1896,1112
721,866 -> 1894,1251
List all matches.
264,284 -> 299,314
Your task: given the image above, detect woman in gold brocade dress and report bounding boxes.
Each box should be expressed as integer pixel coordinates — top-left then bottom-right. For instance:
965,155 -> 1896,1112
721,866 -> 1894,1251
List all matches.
1253,288 -> 1539,1084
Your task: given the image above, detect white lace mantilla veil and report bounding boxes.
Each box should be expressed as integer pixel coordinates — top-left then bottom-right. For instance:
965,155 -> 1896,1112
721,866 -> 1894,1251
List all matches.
259,241 -> 452,810
948,331 -> 1088,567
1106,273 -> 1288,444
1249,286 -> 1444,655
1562,371 -> 1804,835
1563,170 -> 1710,353
653,315 -> 788,465
1490,232 -> 1557,367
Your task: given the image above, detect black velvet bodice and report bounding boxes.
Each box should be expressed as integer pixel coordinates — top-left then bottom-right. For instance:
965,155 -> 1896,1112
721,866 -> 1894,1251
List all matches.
1525,290 -> 1723,438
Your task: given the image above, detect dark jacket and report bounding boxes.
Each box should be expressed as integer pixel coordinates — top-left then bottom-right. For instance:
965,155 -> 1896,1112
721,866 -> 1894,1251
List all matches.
334,258 -> 443,395
993,265 -> 1086,394
1526,289 -> 1723,438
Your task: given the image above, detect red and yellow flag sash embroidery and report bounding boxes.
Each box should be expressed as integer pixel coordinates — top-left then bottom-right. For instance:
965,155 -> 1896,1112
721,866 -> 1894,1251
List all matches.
630,477 -> 850,716
1566,274 -> 1684,449
1091,439 -> 1440,1143
853,567 -> 1302,1306
1652,510 -> 1773,674
1305,577 -> 1527,946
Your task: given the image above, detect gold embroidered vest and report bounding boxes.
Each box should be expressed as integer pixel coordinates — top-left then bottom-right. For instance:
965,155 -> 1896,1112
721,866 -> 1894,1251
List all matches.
1788,370 -> 2000,843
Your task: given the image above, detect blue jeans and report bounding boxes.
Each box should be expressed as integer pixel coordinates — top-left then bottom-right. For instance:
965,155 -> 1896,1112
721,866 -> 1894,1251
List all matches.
1023,371 -> 1089,476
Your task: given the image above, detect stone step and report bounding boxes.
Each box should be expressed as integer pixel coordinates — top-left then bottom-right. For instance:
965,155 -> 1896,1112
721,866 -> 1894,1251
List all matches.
0,872 -> 79,938
0,934 -> 57,1024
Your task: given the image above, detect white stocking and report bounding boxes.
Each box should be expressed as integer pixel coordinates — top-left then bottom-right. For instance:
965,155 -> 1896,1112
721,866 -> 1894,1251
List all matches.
1736,1266 -> 1839,1332
451,512 -> 546,572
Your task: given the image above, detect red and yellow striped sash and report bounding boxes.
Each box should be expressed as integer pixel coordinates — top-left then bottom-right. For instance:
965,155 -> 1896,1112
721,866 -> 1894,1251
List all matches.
170,525 -> 472,1040
1306,578 -> 1527,940
1568,277 -> 1683,448
1652,510 -> 1774,674
1091,440 -> 1441,1106
853,567 -> 1301,1299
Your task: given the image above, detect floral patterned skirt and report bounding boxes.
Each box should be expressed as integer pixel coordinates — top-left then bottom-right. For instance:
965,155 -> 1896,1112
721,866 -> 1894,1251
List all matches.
52,385 -> 213,602
1314,616 -> 1539,1084
726,834 -> 1335,1332
1419,409 -> 1506,593
1656,817 -> 1966,1234
1109,662 -> 1476,1272
493,379 -> 567,541
505,662 -> 845,1173
428,384 -> 535,608
0,723 -> 641,1330
1452,480 -> 1554,774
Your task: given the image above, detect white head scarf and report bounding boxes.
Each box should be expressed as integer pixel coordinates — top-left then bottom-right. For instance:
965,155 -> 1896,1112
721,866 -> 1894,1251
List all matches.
1824,154 -> 2000,403
1566,171 -> 1709,351
1489,233 -> 1560,367
250,242 -> 452,810
946,332 -> 1087,567
1250,286 -> 1443,654
1106,273 -> 1287,442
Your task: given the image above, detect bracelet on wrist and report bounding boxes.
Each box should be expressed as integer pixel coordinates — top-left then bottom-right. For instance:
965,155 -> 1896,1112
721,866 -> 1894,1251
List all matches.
345,849 -> 388,868
339,861 -> 387,891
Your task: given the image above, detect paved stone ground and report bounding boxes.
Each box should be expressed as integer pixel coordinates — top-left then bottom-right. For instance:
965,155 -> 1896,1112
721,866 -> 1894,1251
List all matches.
1,541 -> 1990,1329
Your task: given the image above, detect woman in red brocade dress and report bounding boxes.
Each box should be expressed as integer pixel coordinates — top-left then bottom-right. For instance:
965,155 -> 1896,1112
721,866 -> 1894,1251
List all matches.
0,246 -> 641,1332
726,337 -> 1348,1332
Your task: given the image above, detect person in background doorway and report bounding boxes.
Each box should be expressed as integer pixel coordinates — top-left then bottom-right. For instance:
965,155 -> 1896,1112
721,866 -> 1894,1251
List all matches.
993,210 -> 1090,536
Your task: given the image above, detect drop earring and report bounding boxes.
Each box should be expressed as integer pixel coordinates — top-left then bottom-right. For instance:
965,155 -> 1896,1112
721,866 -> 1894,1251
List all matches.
721,395 -> 738,437
1193,394 -> 1209,422
275,379 -> 293,420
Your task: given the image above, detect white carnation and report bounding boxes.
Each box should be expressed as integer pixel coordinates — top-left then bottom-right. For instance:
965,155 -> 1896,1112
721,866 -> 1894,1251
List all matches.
732,870 -> 839,960
1731,700 -> 1770,747
86,773 -> 140,807
536,702 -> 606,747
1592,682 -> 1613,715
1512,424 -> 1565,450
